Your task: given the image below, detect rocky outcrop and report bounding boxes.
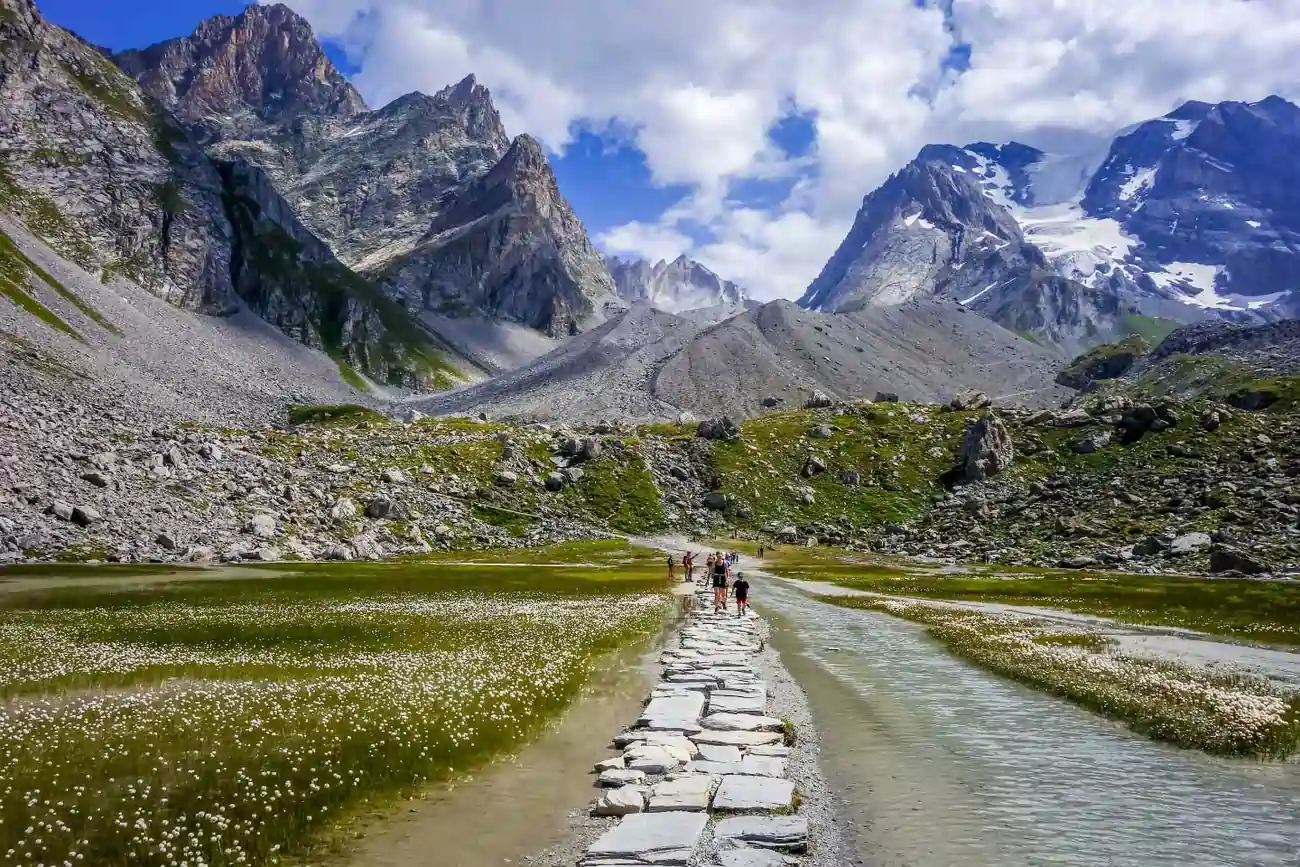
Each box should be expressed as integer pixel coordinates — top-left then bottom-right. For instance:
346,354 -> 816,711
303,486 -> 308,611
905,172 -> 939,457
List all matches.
117,4 -> 621,338
1056,336 -> 1152,390
0,0 -> 233,309
607,254 -> 749,314
382,134 -> 622,337
958,412 -> 1014,481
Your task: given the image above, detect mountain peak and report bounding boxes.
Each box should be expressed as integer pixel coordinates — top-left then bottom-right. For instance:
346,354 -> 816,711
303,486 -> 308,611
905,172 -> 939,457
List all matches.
608,254 -> 749,314
115,2 -> 367,131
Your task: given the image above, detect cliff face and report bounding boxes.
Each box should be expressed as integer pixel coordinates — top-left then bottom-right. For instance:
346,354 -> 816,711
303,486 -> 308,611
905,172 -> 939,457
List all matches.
607,254 -> 750,313
0,0 -> 460,390
118,4 -> 622,336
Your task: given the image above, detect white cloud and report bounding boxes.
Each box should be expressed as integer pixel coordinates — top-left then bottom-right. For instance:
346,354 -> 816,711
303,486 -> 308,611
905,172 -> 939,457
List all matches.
288,0 -> 1300,301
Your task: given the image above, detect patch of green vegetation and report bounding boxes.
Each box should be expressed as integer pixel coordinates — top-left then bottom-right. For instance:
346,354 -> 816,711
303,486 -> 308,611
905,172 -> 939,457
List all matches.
1056,335 -> 1150,389
0,546 -> 671,864
152,179 -> 185,216
0,159 -> 19,208
0,235 -> 82,341
1119,314 -> 1180,344
711,406 -> 967,530
287,404 -> 385,426
1227,376 -> 1300,412
566,445 -> 666,534
332,354 -> 370,392
473,504 -> 534,537
0,229 -> 119,335
795,565 -> 1300,646
1015,329 -> 1044,346
830,597 -> 1300,758
221,186 -> 460,391
638,421 -> 694,439
99,247 -> 154,286
0,329 -> 87,380
59,59 -> 148,123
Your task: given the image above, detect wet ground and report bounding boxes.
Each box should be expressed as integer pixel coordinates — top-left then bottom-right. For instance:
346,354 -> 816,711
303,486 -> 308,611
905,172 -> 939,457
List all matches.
760,578 -> 1300,867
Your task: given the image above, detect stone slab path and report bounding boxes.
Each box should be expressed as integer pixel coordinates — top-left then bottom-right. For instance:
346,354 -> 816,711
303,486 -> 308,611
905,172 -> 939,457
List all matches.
582,576 -> 808,866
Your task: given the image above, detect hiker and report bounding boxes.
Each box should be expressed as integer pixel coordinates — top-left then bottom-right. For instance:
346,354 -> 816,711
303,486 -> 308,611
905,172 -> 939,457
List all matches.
758,544 -> 765,558
733,572 -> 750,617
683,551 -> 696,582
711,554 -> 729,613
667,554 -> 676,580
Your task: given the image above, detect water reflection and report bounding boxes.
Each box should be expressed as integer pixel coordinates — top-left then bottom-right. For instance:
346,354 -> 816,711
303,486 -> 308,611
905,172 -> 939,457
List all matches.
759,579 -> 1300,867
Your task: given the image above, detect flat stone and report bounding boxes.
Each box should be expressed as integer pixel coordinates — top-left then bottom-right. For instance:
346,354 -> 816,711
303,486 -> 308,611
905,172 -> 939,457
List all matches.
714,816 -> 809,852
638,692 -> 706,731
595,756 -> 626,772
696,744 -> 743,763
703,713 -> 784,732
717,849 -> 792,867
746,745 -> 791,758
599,768 -> 648,787
687,755 -> 786,777
712,776 -> 796,812
613,730 -> 685,748
690,730 -> 784,748
585,812 -> 709,865
624,744 -> 682,775
708,690 -> 768,715
594,785 -> 648,816
647,775 -> 713,812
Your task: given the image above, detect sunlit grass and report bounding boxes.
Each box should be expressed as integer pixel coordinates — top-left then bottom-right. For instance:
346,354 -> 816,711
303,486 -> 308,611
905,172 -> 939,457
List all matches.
0,544 -> 671,867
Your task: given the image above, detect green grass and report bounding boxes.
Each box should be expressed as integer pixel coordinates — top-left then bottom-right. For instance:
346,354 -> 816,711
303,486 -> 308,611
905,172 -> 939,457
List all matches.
332,354 -> 371,392
565,443 -> 667,534
710,407 -> 968,529
828,597 -> 1300,757
1015,329 -> 1044,346
1119,314 -> 1180,344
0,229 -> 119,335
287,404 -> 385,426
0,544 -> 671,866
59,59 -> 149,123
783,562 -> 1300,646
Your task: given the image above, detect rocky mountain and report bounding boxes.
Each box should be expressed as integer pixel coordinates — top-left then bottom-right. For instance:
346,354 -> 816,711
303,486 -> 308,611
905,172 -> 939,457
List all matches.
802,97 -> 1300,351
0,0 -> 466,389
117,3 -> 622,339
606,254 -> 750,314
411,298 -> 1069,422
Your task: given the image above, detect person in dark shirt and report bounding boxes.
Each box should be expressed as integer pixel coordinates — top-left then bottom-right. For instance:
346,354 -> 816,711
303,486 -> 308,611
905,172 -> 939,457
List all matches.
733,573 -> 750,617
711,554 -> 728,613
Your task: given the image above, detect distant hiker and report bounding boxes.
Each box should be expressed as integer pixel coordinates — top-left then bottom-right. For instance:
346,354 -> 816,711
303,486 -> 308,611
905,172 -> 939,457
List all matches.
733,573 -> 750,617
758,545 -> 765,558
712,554 -> 728,613
683,551 -> 696,582
667,554 -> 676,579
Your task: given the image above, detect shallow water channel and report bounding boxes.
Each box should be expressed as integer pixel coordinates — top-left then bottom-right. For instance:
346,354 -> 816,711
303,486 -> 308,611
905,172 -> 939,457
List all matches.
758,578 -> 1300,867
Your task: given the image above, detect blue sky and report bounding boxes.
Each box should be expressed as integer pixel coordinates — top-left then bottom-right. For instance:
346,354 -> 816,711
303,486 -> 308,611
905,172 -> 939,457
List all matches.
33,0 -> 1300,299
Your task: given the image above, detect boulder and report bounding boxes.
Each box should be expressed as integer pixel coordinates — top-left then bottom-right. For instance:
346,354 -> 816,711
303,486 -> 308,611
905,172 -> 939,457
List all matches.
155,533 -> 178,551
874,391 -> 900,403
495,471 -> 518,487
948,389 -> 991,411
837,469 -> 861,486
676,411 -> 696,424
801,455 -> 826,477
247,513 -> 277,538
808,424 -> 832,439
365,497 -> 397,519
594,785 -> 648,816
1208,546 -> 1269,575
48,500 -> 74,521
329,498 -> 359,525
1169,532 -> 1212,556
761,396 -> 780,408
81,471 -> 110,488
323,544 -> 354,561
1201,410 -> 1222,432
697,417 -> 741,441
803,390 -> 834,409
71,506 -> 101,527
958,412 -> 1014,481
561,467 -> 585,484
579,437 -> 603,461
1072,430 -> 1112,454
545,472 -> 565,492
198,443 -> 224,461
704,492 -> 728,511
380,468 -> 406,484
165,446 -> 186,468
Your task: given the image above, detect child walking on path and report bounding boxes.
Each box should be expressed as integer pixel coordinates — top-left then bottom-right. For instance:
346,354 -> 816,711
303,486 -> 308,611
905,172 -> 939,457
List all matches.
733,572 -> 750,617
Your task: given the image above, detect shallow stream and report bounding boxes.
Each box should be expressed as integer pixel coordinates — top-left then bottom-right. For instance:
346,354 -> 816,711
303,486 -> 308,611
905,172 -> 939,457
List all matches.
759,578 -> 1300,867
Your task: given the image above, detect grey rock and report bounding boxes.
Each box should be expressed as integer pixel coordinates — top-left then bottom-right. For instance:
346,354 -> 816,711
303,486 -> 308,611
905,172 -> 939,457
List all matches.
598,768 -> 648,788
711,776 -> 796,812
1169,532 -> 1212,556
561,466 -> 585,484
155,533 -> 179,550
247,513 -> 277,538
365,497 -> 397,519
646,775 -> 712,812
808,424 -> 832,439
323,543 -> 354,561
1072,430 -> 1112,454
949,389 -> 992,411
761,395 -> 780,408
875,391 -> 900,403
329,498 -> 359,525
579,437 -> 603,461
803,390 -> 834,409
495,470 -> 518,487
714,816 -> 809,852
1209,546 -> 1270,575
801,455 -> 826,477
593,785 -> 647,816
838,469 -> 861,486
959,412 -> 1014,481
545,472 -> 565,492
585,812 -> 708,865
81,471 -> 111,488
697,417 -> 741,441
49,501 -> 75,521
71,505 -> 101,527
380,468 -> 407,484
704,492 -> 728,511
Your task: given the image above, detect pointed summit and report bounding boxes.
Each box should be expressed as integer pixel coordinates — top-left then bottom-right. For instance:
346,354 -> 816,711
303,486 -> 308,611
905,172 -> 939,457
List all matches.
116,2 -> 366,135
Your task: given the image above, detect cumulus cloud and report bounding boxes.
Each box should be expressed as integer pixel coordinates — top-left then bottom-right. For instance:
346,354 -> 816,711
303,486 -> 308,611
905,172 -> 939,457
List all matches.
288,0 -> 1300,301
